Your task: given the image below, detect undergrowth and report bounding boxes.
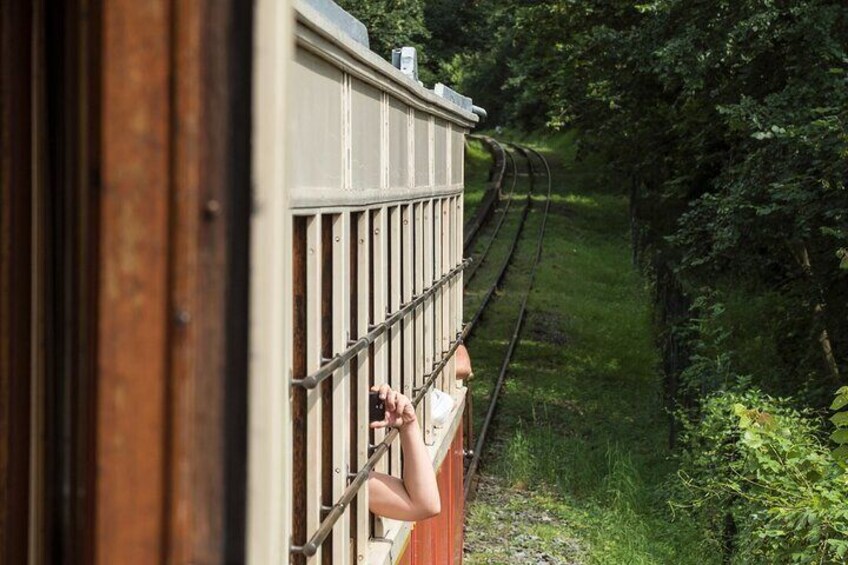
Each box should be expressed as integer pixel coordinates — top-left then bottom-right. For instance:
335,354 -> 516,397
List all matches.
464,133 -> 711,564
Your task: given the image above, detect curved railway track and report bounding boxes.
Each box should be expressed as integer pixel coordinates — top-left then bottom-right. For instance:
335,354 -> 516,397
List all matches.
463,145 -> 532,331
463,143 -> 519,287
461,141 -> 553,498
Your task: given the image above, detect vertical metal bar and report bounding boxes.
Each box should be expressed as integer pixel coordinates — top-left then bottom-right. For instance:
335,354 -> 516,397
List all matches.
448,196 -> 458,396
457,197 -> 464,338
402,205 -> 414,402
355,213 -> 370,562
372,208 -> 388,476
305,215 -> 323,564
348,214 -> 359,560
433,199 -> 443,398
422,200 -> 434,445
29,5 -> 46,558
442,197 -> 453,397
292,219 -> 308,564
371,206 -> 388,540
331,213 -> 351,565
389,206 -> 402,477
413,202 -> 425,436
456,195 -> 464,402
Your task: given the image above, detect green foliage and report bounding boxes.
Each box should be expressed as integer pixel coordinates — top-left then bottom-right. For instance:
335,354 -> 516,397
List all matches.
353,0 -> 848,556
335,0 -> 430,63
677,293 -> 736,398
442,2 -> 848,404
833,386 -> 848,468
674,389 -> 848,563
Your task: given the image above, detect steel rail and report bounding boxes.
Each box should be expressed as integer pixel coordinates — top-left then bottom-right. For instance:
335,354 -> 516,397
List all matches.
463,143 -> 535,334
456,143 -> 537,460
463,145 -> 553,499
291,258 -> 471,389
463,145 -> 519,287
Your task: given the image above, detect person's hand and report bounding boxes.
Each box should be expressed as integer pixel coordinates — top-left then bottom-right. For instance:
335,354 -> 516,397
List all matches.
370,384 -> 417,430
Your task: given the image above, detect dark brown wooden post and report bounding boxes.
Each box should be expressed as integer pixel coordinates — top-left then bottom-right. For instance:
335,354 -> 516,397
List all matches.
0,1 -> 33,562
95,0 -> 253,562
96,1 -> 171,561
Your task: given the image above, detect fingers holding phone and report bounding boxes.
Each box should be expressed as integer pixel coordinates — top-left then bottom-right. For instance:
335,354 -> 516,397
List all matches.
369,384 -> 416,429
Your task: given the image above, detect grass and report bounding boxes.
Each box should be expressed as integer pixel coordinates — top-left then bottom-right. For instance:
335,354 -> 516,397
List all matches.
462,133 -> 714,564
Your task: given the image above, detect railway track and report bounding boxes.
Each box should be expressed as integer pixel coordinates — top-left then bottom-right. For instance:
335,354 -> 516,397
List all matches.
463,144 -> 532,329
461,140 -> 553,498
463,142 -> 519,287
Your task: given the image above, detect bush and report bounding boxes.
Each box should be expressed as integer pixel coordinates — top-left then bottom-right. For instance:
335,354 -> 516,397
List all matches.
673,389 -> 848,563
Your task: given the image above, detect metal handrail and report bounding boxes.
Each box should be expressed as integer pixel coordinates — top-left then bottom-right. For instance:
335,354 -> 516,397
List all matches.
291,258 -> 471,389
291,331 -> 467,557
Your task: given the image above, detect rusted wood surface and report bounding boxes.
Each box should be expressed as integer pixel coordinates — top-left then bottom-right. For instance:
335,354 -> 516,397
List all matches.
399,425 -> 465,564
452,428 -> 465,564
96,0 -> 170,562
349,213 -> 360,559
96,0 -> 250,561
0,2 -> 33,562
169,0 -> 249,560
0,0 -> 248,561
168,0 -> 205,562
293,217 -> 308,565
305,215 -> 324,564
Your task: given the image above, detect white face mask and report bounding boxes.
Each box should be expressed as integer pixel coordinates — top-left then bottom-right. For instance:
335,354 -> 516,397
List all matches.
429,388 -> 455,428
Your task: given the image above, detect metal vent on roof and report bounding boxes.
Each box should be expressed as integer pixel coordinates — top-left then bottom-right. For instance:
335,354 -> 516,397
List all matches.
391,46 -> 420,84
433,83 -> 473,113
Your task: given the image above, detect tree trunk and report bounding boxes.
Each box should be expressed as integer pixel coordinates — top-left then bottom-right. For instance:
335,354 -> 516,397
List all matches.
787,239 -> 840,380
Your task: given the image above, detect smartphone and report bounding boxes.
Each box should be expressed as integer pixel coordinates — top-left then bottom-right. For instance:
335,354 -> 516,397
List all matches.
369,391 -> 386,423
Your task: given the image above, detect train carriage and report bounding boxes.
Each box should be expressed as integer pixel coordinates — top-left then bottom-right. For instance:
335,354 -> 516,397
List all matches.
253,2 -> 479,563
0,0 -> 479,563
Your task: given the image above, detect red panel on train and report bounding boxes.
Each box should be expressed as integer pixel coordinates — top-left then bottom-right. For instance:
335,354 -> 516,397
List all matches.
400,425 -> 464,564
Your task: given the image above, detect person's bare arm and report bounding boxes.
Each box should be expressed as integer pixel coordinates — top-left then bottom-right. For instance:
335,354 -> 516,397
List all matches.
368,384 -> 441,521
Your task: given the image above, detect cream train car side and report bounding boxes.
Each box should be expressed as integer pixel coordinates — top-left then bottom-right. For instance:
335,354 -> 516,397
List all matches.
250,1 -> 479,564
